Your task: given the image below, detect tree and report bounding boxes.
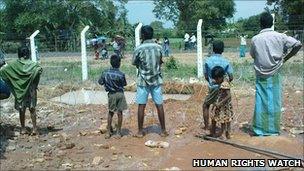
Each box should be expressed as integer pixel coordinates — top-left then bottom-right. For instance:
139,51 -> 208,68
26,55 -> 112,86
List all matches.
267,0 -> 304,30
153,0 -> 235,32
150,21 -> 164,31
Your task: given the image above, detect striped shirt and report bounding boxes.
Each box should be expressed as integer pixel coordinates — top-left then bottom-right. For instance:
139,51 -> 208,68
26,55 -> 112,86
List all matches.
132,39 -> 163,86
98,68 -> 127,93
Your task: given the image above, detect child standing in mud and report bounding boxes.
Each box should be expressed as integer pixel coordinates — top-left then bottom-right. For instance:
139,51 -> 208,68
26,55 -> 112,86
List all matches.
209,66 -> 234,139
98,54 -> 128,139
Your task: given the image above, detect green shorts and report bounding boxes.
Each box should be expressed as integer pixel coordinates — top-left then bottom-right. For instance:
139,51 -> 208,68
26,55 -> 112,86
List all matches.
203,87 -> 220,106
108,92 -> 128,112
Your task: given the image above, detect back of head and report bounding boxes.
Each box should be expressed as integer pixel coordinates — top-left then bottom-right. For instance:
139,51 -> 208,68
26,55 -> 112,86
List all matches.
211,66 -> 225,79
212,40 -> 224,54
141,25 -> 154,41
110,54 -> 121,68
18,46 -> 30,59
260,12 -> 273,29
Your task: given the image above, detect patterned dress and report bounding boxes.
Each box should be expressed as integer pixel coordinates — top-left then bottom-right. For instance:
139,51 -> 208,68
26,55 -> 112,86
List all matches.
212,80 -> 234,124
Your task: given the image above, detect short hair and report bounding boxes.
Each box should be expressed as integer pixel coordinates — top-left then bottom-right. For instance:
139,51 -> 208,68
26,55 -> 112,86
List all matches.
212,40 -> 224,54
211,66 -> 225,79
141,25 -> 154,40
18,46 -> 30,59
110,54 -> 121,68
260,12 -> 273,29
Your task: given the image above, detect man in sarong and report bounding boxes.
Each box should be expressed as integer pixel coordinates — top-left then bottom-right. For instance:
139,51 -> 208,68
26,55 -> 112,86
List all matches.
250,12 -> 302,136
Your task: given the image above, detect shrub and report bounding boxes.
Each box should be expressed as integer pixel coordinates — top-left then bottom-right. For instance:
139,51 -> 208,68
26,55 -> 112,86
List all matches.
165,56 -> 178,70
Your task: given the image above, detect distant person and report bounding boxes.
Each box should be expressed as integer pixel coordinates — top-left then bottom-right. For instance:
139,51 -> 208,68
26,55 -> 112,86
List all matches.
112,35 -> 125,58
132,25 -> 168,137
0,46 -> 42,135
163,36 -> 170,57
98,54 -> 127,139
209,66 -> 234,140
239,34 -> 248,57
250,12 -> 302,136
202,40 -> 233,131
155,38 -> 162,45
0,51 -> 10,100
184,32 -> 190,50
190,33 -> 197,50
205,33 -> 214,56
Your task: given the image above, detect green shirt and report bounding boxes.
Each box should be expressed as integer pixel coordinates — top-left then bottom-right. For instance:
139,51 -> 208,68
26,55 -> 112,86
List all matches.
132,39 -> 163,86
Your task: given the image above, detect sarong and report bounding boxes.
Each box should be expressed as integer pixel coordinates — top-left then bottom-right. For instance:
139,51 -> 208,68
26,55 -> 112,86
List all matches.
252,73 -> 282,136
240,45 -> 246,57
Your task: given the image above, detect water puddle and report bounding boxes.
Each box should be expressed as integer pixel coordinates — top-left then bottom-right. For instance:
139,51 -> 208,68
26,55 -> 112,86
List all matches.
51,89 -> 191,105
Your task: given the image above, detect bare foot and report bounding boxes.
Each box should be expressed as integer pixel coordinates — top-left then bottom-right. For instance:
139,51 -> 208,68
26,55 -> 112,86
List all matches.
30,128 -> 39,136
133,131 -> 145,138
113,132 -> 122,139
20,127 -> 27,135
160,131 -> 169,137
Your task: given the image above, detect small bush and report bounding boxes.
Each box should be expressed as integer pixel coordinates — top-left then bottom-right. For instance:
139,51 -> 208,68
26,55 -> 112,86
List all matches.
165,56 -> 178,70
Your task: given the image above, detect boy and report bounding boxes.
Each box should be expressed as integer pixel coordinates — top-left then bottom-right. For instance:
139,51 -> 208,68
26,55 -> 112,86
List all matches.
202,40 -> 233,130
209,66 -> 233,139
0,46 -> 42,135
132,25 -> 168,137
98,54 -> 127,139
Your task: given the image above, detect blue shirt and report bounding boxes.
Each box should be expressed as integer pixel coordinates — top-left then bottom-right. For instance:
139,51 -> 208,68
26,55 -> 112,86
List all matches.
203,54 -> 233,88
98,68 -> 127,93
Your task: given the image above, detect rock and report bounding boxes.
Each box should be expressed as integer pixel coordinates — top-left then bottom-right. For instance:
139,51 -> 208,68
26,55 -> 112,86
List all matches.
94,144 -> 110,149
65,142 -> 75,149
281,107 -> 285,112
290,128 -> 304,135
239,121 -> 249,128
189,77 -> 199,84
7,145 -> 16,151
99,124 -> 107,134
165,167 -> 181,170
62,163 -> 73,170
125,155 -> 132,159
111,155 -> 118,161
35,158 -> 45,163
145,140 -> 169,148
91,130 -> 100,136
47,125 -> 55,131
52,134 -> 60,138
92,156 -> 103,165
295,90 -> 301,94
174,129 -> 183,135
60,133 -> 69,141
79,131 -> 87,136
179,126 -> 187,132
14,131 -> 20,137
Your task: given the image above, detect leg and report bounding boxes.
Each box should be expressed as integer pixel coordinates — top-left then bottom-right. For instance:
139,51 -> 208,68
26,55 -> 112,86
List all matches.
156,104 -> 168,137
203,103 -> 210,130
19,107 -> 26,134
226,122 -> 231,139
115,111 -> 123,138
210,119 -> 216,137
29,108 -> 38,135
219,123 -> 225,138
136,104 -> 146,137
105,111 -> 114,139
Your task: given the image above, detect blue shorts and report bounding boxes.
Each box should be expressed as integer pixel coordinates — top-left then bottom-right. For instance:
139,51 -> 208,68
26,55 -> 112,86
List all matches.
136,85 -> 163,105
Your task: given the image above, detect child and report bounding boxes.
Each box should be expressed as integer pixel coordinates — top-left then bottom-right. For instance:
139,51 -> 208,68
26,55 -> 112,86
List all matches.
0,46 -> 42,135
202,40 -> 233,131
98,54 -> 127,139
132,25 -> 168,137
209,66 -> 233,139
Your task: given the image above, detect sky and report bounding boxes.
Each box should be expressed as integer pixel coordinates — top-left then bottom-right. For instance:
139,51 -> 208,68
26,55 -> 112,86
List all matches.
125,0 -> 272,28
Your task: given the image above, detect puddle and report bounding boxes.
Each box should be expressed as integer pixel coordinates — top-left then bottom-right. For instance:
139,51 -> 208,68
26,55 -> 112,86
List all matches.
51,89 -> 191,105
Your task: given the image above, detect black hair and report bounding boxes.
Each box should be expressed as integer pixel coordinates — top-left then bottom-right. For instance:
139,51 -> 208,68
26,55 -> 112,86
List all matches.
211,66 -> 225,79
18,46 -> 30,59
141,25 -> 154,40
260,12 -> 273,29
212,40 -> 224,54
110,54 -> 121,68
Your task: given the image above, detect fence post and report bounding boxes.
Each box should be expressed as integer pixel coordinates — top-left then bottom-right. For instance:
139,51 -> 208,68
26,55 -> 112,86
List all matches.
81,26 -> 90,81
30,30 -> 40,62
197,19 -> 203,78
135,23 -> 143,47
271,13 -> 275,30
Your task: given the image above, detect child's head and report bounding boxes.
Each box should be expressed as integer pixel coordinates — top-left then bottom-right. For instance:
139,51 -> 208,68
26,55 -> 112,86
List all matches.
141,25 -> 154,41
212,40 -> 224,54
18,46 -> 30,59
260,12 -> 273,29
110,54 -> 121,68
211,66 -> 225,84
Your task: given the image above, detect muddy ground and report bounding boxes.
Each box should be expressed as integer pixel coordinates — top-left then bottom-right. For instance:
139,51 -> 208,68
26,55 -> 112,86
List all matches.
0,52 -> 303,170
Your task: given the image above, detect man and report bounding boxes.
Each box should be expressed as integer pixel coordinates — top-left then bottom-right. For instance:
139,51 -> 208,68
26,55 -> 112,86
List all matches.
0,46 -> 42,135
239,34 -> 248,58
184,32 -> 190,50
132,25 -> 168,137
250,12 -> 302,136
0,50 -> 10,100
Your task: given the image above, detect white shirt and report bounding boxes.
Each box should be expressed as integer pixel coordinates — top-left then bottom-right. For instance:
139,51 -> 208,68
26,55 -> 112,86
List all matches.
240,35 -> 247,45
184,33 -> 190,42
250,28 -> 301,76
190,35 -> 196,43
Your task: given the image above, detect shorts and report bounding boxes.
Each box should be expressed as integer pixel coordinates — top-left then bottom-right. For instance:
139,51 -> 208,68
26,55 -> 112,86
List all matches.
136,85 -> 163,105
108,92 -> 128,112
203,87 -> 220,106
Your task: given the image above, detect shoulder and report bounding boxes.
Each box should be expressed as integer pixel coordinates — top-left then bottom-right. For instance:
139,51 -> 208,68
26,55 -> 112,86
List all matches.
220,80 -> 231,90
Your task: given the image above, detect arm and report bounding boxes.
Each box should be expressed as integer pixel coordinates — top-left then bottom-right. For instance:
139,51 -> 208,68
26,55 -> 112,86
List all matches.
132,50 -> 139,68
122,74 -> 127,87
284,43 -> 302,62
98,72 -> 105,85
250,43 -> 256,59
228,74 -> 233,82
203,63 -> 209,82
215,89 -> 231,107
